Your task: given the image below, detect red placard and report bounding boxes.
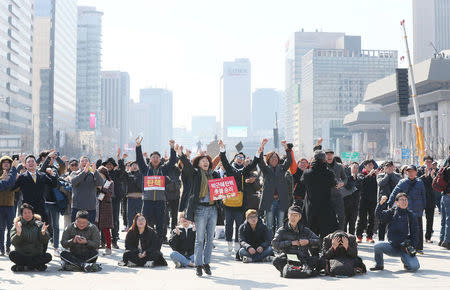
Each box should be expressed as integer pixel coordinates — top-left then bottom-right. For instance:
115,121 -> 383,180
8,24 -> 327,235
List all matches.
208,176 -> 238,201
144,176 -> 165,191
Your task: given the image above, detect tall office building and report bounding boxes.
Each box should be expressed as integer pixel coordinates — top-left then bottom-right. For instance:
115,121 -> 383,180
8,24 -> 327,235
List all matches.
251,88 -> 284,139
0,0 -> 34,153
284,31 -> 360,145
221,58 -> 251,139
139,88 -> 173,152
101,71 -> 130,149
76,6 -> 103,131
413,0 -> 450,64
299,48 -> 397,156
32,0 -> 77,153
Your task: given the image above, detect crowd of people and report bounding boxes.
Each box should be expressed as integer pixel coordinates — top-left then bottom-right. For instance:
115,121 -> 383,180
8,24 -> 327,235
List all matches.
0,137 -> 449,278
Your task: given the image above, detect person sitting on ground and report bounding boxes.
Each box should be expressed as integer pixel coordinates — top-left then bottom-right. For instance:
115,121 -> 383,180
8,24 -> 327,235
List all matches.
9,203 -> 52,272
370,193 -> 420,272
272,205 -> 320,277
169,212 -> 196,268
238,209 -> 274,263
320,230 -> 366,276
60,210 -> 101,272
119,213 -> 167,267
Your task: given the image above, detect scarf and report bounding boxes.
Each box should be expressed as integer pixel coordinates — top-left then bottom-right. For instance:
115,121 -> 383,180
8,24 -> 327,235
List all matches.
199,169 -> 209,199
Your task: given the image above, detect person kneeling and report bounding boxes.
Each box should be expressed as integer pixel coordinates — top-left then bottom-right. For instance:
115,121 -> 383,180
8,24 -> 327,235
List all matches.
60,210 -> 101,272
321,230 -> 366,276
272,205 -> 320,278
119,213 -> 167,267
169,213 -> 196,268
370,193 -> 420,272
238,209 -> 274,263
9,203 -> 52,272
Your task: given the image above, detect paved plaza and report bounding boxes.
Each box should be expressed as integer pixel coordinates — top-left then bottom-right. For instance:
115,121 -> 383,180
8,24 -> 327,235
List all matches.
0,213 -> 449,290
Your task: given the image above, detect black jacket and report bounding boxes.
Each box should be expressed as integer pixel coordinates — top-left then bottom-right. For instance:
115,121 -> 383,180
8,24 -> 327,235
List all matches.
272,221 -> 320,257
165,164 -> 181,201
126,170 -> 143,194
417,167 -> 436,209
292,169 -> 306,200
321,231 -> 358,260
358,172 -> 378,203
96,158 -> 127,199
168,226 -> 195,257
238,219 -> 271,250
13,171 -> 57,213
376,204 -> 418,248
125,227 -> 161,259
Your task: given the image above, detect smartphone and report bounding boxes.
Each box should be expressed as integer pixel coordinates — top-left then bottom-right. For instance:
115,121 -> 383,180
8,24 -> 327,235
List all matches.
12,154 -> 19,160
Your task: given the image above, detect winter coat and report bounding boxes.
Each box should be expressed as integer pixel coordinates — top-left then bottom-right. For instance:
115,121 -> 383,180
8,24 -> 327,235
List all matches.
417,167 -> 436,210
301,161 -> 338,237
97,180 -> 114,229
272,221 -> 320,257
39,156 -> 65,203
243,171 -> 262,211
61,222 -> 101,256
358,171 -> 378,203
10,216 -> 50,256
257,149 -> 293,212
70,170 -> 104,211
96,158 -> 127,200
178,164 -> 192,212
377,172 -> 402,198
0,158 -> 17,192
126,170 -> 143,198
376,204 -> 418,248
136,145 -> 177,201
321,231 -> 358,260
388,178 -> 426,217
239,219 -> 271,250
179,154 -> 220,222
219,150 -> 259,210
0,157 -> 18,206
292,169 -> 306,200
168,226 -> 195,257
327,161 -> 348,197
165,164 -> 181,201
125,227 -> 161,260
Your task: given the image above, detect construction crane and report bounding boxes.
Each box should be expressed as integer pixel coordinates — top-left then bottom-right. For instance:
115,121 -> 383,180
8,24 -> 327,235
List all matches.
400,20 -> 425,165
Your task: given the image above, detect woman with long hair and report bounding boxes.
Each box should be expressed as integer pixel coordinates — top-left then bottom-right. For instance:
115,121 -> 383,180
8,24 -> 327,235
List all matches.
96,166 -> 114,255
119,213 -> 166,267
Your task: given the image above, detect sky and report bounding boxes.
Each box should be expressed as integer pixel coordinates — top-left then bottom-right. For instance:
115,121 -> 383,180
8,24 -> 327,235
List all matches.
78,0 -> 413,129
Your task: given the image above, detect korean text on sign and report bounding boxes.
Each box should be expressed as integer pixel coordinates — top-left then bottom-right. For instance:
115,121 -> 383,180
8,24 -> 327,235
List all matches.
208,176 -> 239,201
144,176 -> 165,191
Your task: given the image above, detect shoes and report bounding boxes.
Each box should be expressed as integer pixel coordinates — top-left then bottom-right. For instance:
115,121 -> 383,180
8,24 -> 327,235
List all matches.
11,265 -> 25,272
0,251 -> 4,256
366,237 -> 375,243
357,236 -> 363,243
83,263 -> 102,272
112,242 -> 119,249
144,261 -> 154,268
440,241 -> 449,248
425,239 -> 433,243
127,261 -> 137,267
174,261 -> 182,268
117,261 -> 126,267
203,264 -> 212,275
121,227 -> 128,232
416,250 -> 424,255
242,256 -> 252,263
53,249 -> 60,257
99,244 -> 105,249
227,242 -> 233,253
196,266 -> 203,277
6,247 -> 10,255
35,264 -> 47,272
235,252 -> 241,261
63,262 -> 81,271
370,265 -> 384,271
263,256 -> 275,262
103,248 -> 112,255
234,242 -> 240,252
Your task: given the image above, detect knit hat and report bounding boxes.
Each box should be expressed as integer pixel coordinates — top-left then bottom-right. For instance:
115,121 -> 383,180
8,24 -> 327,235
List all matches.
288,205 -> 302,215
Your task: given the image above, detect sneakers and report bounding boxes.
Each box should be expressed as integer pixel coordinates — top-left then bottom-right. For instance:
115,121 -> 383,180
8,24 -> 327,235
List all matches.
112,242 -> 119,249
425,239 -> 433,243
11,265 -> 25,272
144,261 -> 154,268
83,263 -> 102,272
357,236 -> 363,243
63,262 -> 81,272
196,266 -> 203,277
242,256 -> 252,263
416,250 -> 424,255
174,261 -> 182,268
227,242 -> 233,253
99,244 -> 105,249
203,264 -> 212,275
366,237 -> 375,243
117,261 -> 126,267
35,264 -> 47,272
0,251 -> 4,256
263,256 -> 275,262
53,249 -> 60,257
103,248 -> 112,256
369,265 -> 384,271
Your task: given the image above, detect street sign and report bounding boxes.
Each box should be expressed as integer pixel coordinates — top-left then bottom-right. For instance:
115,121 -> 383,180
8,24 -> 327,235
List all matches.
401,148 -> 410,160
341,152 -> 360,162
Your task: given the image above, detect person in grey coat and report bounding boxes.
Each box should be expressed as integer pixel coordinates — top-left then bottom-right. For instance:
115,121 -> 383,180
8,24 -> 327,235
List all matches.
70,157 -> 104,223
325,150 -> 347,231
257,139 -> 292,237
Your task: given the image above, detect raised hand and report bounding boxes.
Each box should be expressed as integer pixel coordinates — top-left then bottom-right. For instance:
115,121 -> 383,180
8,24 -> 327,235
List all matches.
84,162 -> 90,173
61,155 -> 67,162
116,148 -> 121,159
380,195 -> 388,205
317,138 -> 323,146
15,220 -> 22,236
143,152 -> 148,159
218,139 -> 224,149
19,154 -> 25,164
48,150 -> 57,159
41,222 -> 49,235
185,149 -> 191,159
46,168 -> 55,176
169,140 -> 175,148
281,140 -> 287,149
176,145 -> 183,156
122,153 -> 128,160
12,158 -> 19,169
91,162 -> 97,171
136,136 -> 143,146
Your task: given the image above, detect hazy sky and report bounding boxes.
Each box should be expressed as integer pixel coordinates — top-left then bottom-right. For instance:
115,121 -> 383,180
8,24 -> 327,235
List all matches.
78,0 -> 413,129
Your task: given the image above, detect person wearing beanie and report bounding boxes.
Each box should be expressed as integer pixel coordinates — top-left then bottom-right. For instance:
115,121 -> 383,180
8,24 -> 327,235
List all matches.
272,205 -> 320,276
218,140 -> 260,254
301,150 -> 338,238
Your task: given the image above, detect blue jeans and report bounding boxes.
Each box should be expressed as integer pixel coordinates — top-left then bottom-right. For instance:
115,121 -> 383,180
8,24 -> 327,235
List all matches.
127,198 -> 143,228
142,200 -> 165,243
71,208 -> 96,224
373,241 -> 420,271
46,204 -> 60,249
170,251 -> 194,267
225,208 -> 244,242
194,205 -> 217,266
238,246 -> 274,262
265,200 -> 284,237
440,194 -> 450,243
0,206 -> 14,253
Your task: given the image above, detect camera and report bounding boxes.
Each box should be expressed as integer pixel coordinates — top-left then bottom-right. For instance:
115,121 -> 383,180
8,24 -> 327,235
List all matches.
400,239 -> 416,257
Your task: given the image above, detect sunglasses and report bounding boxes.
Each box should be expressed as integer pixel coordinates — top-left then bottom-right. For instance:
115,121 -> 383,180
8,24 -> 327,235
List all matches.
236,156 -> 245,160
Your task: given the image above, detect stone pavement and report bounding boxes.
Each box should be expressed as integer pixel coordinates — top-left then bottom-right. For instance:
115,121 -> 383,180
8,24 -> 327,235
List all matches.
0,213 -> 449,290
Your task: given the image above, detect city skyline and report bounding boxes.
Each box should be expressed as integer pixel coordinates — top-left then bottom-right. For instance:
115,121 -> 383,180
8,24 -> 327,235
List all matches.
78,0 -> 414,129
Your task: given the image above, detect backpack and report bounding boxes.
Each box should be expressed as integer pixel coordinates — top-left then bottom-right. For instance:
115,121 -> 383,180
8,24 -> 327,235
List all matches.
282,260 -> 319,279
325,257 -> 366,277
432,166 -> 448,192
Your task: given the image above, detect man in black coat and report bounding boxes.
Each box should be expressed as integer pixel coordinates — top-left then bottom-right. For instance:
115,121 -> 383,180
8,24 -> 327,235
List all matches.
301,150 -> 338,238
238,209 -> 273,263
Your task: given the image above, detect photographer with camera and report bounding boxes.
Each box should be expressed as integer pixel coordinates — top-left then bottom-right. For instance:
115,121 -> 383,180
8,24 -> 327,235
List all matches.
370,193 -> 420,272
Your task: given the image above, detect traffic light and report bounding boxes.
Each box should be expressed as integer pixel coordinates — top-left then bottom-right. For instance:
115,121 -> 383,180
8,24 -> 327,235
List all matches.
396,68 -> 410,117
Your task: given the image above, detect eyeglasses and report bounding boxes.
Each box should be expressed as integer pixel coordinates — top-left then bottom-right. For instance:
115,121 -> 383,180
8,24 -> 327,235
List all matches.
236,156 -> 245,160
397,198 -> 408,202
70,163 -> 78,167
